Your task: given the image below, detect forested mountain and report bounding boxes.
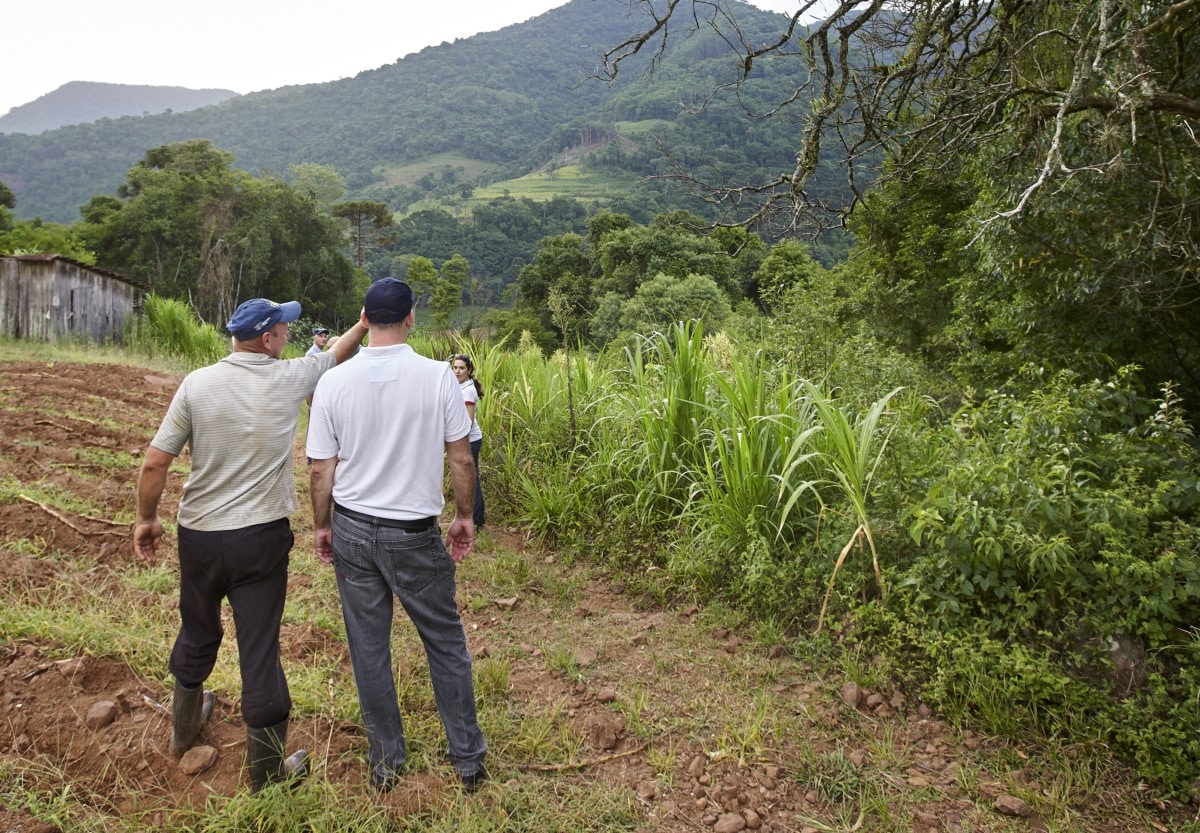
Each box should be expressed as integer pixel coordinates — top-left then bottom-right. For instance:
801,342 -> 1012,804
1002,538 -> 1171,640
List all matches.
0,0 -> 834,224
0,82 -> 239,136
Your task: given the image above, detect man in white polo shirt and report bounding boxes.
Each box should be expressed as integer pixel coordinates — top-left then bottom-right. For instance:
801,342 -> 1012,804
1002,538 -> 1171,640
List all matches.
134,296 -> 366,793
306,277 -> 487,793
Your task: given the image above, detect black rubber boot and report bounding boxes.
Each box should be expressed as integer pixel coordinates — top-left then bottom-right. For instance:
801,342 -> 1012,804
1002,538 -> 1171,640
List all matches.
169,680 -> 215,757
246,718 -> 308,794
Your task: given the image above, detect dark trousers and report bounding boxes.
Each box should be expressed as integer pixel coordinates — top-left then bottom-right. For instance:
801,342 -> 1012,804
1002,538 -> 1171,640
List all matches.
470,438 -> 486,526
169,518 -> 293,729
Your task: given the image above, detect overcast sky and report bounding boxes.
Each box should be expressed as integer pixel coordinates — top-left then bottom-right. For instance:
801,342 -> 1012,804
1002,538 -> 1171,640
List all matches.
1,1 -> 818,118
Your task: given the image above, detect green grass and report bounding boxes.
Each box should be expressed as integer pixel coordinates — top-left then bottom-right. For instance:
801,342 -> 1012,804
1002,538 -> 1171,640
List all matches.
0,335 -> 187,374
0,551 -> 174,676
0,477 -> 126,521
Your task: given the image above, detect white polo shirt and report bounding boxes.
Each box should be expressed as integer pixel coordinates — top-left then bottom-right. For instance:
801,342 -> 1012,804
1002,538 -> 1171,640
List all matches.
460,379 -> 483,443
306,343 -> 471,521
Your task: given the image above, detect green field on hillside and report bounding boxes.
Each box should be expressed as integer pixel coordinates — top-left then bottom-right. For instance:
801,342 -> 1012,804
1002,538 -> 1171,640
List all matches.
614,118 -> 673,136
472,164 -> 640,204
376,153 -> 497,188
385,119 -> 664,218
394,162 -> 642,221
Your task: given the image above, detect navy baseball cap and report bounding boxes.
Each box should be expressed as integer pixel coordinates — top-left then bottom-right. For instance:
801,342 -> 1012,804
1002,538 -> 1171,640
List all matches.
227,298 -> 302,341
364,278 -> 414,324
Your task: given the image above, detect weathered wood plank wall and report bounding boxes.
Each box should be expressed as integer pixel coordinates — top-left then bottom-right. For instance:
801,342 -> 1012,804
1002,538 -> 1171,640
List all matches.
0,256 -> 143,343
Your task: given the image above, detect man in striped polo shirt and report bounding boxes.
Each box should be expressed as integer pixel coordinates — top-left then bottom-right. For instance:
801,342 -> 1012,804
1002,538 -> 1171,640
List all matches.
134,297 -> 366,793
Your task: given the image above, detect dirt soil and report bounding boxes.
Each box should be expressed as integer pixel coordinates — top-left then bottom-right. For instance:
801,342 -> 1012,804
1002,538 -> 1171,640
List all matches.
0,359 -> 1191,832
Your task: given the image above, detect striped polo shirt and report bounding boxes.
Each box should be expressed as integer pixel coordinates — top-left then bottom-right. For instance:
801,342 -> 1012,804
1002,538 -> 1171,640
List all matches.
151,351 -> 335,531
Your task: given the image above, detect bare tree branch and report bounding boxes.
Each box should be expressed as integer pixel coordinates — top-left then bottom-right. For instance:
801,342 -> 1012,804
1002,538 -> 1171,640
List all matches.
593,0 -> 1198,243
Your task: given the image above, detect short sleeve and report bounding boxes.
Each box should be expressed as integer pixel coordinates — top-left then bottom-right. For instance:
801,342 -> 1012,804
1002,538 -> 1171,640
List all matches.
150,376 -> 193,456
461,382 -> 478,406
443,370 -> 472,442
306,376 -> 339,460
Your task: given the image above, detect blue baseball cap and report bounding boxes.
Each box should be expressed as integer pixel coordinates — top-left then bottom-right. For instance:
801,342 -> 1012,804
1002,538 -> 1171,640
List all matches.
364,278 -> 414,324
227,298 -> 302,341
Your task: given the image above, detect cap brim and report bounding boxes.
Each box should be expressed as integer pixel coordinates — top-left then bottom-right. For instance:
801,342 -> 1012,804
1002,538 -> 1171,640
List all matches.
278,301 -> 302,323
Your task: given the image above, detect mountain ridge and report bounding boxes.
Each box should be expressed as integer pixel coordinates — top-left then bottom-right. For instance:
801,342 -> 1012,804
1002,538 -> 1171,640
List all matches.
0,81 -> 240,135
0,0 -> 817,224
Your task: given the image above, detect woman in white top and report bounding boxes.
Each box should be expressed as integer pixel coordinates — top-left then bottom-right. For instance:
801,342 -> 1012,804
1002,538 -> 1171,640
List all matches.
451,354 -> 486,527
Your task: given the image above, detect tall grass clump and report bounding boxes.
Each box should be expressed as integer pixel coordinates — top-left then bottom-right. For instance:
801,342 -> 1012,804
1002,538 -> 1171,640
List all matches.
798,382 -> 902,631
680,347 -> 823,612
482,320 -> 909,623
486,334 -> 610,545
131,294 -> 228,369
602,323 -> 711,525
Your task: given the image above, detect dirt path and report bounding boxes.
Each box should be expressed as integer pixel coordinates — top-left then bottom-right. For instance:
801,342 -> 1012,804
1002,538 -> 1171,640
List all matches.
0,359 -> 1188,832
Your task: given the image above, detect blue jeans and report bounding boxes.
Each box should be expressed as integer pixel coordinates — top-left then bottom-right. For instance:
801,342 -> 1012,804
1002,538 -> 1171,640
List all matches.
470,438 -> 486,527
331,511 -> 486,785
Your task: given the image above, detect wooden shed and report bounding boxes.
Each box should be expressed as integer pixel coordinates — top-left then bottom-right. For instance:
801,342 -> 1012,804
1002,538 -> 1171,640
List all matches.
0,254 -> 146,343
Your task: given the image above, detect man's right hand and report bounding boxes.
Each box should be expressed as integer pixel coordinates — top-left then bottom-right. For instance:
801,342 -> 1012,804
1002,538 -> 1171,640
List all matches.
133,520 -> 163,563
314,526 -> 334,565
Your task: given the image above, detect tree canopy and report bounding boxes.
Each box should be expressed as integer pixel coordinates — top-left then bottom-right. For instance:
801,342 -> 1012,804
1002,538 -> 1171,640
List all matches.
78,139 -> 357,327
333,199 -> 394,268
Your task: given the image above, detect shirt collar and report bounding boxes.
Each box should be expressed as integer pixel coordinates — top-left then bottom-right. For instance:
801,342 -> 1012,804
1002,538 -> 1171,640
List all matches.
222,351 -> 276,364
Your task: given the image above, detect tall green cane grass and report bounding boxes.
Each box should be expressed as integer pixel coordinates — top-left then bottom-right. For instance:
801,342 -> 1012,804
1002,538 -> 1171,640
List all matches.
130,294 -> 229,369
491,345 -> 572,459
683,349 -> 823,602
478,320 -> 905,626
782,382 -> 902,631
488,342 -> 592,537
602,323 -> 709,520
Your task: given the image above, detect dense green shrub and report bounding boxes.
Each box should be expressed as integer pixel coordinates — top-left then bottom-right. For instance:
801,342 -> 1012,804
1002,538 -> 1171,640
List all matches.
904,366 -> 1200,649
888,367 -> 1200,794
